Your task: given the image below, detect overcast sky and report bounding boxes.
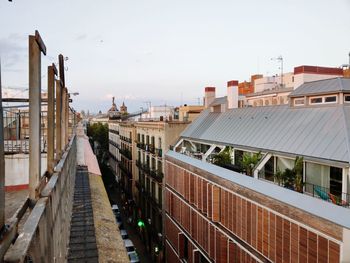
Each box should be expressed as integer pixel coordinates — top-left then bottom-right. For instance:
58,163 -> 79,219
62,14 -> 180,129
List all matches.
1,0 -> 350,113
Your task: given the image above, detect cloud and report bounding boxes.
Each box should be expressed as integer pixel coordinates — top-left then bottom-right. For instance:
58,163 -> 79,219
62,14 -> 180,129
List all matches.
102,93 -> 138,101
0,35 -> 26,72
75,34 -> 87,41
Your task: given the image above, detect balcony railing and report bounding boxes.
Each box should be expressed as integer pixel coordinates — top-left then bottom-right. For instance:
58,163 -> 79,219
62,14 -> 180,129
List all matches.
304,183 -> 350,207
118,162 -> 132,177
258,173 -> 350,208
120,148 -> 132,160
155,148 -> 162,158
109,139 -> 120,149
149,145 -> 155,154
109,129 -> 119,135
136,142 -> 146,150
120,136 -> 132,143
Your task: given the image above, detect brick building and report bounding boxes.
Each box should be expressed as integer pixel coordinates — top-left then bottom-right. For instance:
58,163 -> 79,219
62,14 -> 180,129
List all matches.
164,78 -> 350,262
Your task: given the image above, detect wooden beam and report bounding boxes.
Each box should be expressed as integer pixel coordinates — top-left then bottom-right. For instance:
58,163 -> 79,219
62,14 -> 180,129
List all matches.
34,30 -> 47,55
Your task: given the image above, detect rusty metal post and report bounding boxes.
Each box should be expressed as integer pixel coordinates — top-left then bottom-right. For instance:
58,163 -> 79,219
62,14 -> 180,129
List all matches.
0,59 -> 5,229
47,64 -> 57,174
66,92 -> 69,143
61,87 -> 67,151
29,31 -> 46,201
55,80 -> 62,160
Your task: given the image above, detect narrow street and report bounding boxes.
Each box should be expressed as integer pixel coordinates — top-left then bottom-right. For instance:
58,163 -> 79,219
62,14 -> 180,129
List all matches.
103,178 -> 152,263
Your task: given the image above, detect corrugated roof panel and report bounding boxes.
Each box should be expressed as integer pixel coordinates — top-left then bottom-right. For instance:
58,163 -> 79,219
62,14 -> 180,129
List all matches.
290,78 -> 350,97
180,100 -> 350,163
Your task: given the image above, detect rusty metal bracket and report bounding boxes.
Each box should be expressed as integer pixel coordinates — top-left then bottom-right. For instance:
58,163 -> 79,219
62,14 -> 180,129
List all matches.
34,30 -> 46,55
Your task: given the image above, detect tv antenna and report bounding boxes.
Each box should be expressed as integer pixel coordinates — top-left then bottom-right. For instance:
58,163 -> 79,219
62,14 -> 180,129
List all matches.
271,55 -> 284,87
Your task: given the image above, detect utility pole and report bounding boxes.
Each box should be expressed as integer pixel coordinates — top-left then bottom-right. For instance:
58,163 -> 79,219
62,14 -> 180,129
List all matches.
29,31 -> 46,202
0,58 -> 5,229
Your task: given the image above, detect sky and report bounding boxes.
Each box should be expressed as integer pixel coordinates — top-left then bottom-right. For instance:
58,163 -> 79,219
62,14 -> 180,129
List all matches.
1,0 -> 350,113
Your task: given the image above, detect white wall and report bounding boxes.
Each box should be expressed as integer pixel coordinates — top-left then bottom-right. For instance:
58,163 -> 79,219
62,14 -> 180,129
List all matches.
5,154 -> 47,187
293,73 -> 342,90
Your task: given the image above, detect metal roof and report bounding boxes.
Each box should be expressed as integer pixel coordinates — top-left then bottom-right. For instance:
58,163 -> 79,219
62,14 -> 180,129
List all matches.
166,151 -> 350,229
289,77 -> 350,97
181,102 -> 350,163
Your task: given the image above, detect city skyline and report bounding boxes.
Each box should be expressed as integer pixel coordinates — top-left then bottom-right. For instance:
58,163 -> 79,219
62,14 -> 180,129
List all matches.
1,0 -> 350,112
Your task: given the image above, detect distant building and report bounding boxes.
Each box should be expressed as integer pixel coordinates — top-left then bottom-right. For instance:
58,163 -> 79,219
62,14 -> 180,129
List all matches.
120,101 -> 128,115
178,105 -> 205,122
245,65 -> 344,107
140,105 -> 175,120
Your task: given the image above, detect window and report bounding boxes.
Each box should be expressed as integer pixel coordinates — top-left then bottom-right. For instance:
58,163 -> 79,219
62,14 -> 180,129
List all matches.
324,96 -> 337,103
330,166 -> 342,197
294,98 -> 305,106
310,97 -> 322,104
344,95 -> 350,103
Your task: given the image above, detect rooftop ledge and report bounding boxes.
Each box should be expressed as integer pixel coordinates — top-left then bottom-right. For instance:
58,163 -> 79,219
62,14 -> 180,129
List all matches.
166,150 -> 350,230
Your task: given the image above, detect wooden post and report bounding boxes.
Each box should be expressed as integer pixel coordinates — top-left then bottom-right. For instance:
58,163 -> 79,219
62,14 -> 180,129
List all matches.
55,79 -> 62,160
47,64 -> 57,175
29,31 -> 46,202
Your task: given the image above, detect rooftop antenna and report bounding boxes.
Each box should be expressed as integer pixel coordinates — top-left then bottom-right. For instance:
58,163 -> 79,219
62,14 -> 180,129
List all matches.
193,97 -> 201,105
143,101 -> 151,117
271,55 -> 283,87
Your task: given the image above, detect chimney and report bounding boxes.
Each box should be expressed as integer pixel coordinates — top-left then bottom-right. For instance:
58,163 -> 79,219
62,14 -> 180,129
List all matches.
204,87 -> 216,108
227,80 -> 239,109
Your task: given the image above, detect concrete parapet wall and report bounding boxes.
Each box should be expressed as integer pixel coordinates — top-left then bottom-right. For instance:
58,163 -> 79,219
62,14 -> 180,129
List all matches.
4,136 -> 77,263
89,174 -> 129,262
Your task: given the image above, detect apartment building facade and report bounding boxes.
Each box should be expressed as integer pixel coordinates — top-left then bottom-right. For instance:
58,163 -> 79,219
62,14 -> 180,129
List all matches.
108,107 -> 200,260
134,119 -> 190,260
164,78 -> 350,262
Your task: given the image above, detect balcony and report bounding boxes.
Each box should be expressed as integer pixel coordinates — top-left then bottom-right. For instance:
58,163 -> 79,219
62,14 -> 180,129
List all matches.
136,141 -> 146,150
150,169 -> 163,182
149,145 -> 155,154
109,139 -> 120,149
109,129 -> 119,135
120,136 -> 132,144
118,162 -> 132,177
258,173 -> 350,208
155,148 -> 162,158
119,148 -> 132,160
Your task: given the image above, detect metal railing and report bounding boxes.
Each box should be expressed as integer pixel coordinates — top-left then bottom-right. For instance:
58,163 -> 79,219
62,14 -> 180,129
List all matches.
3,109 -> 48,153
304,182 -> 350,207
257,172 -> 350,208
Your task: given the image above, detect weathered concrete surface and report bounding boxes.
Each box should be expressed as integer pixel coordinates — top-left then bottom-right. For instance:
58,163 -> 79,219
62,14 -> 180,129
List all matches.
76,122 -> 128,262
4,190 -> 28,221
76,123 -> 101,175
89,174 -> 129,263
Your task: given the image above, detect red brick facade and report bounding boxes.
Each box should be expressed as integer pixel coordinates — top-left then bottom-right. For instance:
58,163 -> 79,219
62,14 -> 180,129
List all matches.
164,157 -> 343,263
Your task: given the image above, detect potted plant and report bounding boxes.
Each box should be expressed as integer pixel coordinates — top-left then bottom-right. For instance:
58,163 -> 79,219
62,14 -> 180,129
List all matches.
241,152 -> 262,177
212,147 -> 233,168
